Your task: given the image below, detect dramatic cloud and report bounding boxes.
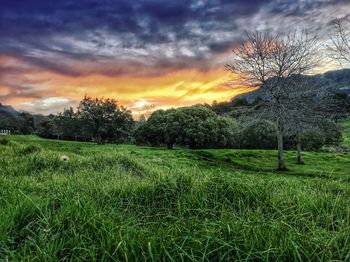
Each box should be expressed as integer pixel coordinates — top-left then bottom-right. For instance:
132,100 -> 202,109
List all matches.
0,0 -> 349,114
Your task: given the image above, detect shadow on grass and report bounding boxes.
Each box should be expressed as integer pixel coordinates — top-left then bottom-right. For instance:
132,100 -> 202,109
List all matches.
188,150 -> 349,182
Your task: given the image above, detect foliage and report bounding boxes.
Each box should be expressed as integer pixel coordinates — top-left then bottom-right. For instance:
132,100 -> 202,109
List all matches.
77,96 -> 134,144
36,115 -> 60,139
36,96 -> 134,144
0,135 -> 349,261
233,118 -> 342,150
135,105 -> 235,149
18,112 -> 35,135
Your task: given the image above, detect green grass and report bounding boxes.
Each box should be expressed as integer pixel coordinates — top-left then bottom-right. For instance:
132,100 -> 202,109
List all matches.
0,135 -> 350,261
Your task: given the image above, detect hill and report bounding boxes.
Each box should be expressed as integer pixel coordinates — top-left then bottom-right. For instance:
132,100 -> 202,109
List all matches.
0,103 -> 46,133
0,104 -> 21,129
233,69 -> 350,104
0,135 -> 349,260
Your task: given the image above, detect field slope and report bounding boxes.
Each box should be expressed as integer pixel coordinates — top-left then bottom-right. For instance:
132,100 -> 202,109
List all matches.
0,136 -> 350,261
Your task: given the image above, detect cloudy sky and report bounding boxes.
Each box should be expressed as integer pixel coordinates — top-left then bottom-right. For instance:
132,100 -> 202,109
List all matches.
0,0 -> 349,115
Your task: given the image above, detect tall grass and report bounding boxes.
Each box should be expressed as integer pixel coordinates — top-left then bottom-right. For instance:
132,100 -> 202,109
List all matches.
0,136 -> 349,261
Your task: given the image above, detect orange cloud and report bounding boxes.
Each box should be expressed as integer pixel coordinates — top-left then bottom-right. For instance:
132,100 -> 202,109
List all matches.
0,55 -> 254,115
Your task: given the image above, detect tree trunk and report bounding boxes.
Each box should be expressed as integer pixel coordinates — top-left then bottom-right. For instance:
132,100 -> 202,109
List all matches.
296,133 -> 304,164
96,134 -> 103,145
166,143 -> 173,149
276,126 -> 287,171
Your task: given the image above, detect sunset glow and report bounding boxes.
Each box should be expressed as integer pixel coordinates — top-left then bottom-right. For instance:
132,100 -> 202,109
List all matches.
0,53 -> 252,115
1,1 -> 349,115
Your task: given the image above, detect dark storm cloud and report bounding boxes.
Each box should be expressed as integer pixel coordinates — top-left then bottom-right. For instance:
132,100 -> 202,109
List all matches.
0,1 -> 268,56
0,0 -> 349,77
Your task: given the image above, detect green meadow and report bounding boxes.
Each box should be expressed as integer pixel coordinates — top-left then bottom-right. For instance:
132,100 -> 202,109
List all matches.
0,131 -> 350,261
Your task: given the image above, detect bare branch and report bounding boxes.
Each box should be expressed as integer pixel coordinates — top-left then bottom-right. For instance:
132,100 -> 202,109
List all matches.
329,16 -> 350,66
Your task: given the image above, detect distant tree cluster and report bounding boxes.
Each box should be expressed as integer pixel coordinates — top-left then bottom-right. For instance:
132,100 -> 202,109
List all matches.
228,117 -> 342,151
38,96 -> 134,144
134,102 -> 342,151
135,105 -> 235,149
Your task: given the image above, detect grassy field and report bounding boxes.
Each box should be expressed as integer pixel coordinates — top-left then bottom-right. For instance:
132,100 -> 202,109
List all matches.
0,135 -> 350,261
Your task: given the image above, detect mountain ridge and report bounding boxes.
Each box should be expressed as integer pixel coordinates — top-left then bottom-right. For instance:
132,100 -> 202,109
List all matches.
233,68 -> 350,104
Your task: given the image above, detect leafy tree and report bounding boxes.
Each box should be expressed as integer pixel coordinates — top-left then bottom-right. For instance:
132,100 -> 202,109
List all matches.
109,106 -> 134,143
135,110 -> 167,146
136,105 -> 235,149
163,109 -> 186,149
19,112 -> 35,135
37,115 -> 60,139
78,96 -> 133,144
180,106 -> 218,149
56,107 -> 81,141
77,96 -> 133,144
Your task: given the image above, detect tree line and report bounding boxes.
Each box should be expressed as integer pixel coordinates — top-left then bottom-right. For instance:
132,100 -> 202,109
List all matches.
135,103 -> 342,149
30,99 -> 342,154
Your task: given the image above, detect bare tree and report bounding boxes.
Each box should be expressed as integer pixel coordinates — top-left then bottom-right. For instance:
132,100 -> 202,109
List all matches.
226,30 -> 319,170
330,16 -> 350,66
139,104 -> 155,120
329,17 -> 350,121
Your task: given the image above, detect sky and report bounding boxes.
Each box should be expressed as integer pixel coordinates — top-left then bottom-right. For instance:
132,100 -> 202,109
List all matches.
1,0 -> 349,115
